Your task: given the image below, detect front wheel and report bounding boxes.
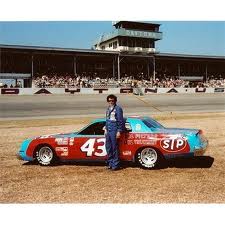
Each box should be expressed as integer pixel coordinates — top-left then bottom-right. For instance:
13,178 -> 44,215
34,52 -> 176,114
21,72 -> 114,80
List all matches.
136,147 -> 163,169
36,145 -> 57,166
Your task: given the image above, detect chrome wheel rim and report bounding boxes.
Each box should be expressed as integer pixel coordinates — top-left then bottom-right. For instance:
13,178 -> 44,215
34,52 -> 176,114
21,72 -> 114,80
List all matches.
39,147 -> 53,163
141,148 -> 157,166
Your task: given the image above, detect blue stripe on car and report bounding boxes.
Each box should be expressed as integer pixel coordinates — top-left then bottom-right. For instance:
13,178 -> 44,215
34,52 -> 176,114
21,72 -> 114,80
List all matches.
19,139 -> 33,161
186,133 -> 208,153
185,134 -> 198,153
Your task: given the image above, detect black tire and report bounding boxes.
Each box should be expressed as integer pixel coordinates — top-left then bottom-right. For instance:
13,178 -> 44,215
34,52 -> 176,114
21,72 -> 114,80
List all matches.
35,145 -> 57,166
136,147 -> 164,169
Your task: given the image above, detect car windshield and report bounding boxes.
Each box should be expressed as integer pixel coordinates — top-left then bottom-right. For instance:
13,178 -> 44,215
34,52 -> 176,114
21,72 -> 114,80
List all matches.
142,117 -> 164,129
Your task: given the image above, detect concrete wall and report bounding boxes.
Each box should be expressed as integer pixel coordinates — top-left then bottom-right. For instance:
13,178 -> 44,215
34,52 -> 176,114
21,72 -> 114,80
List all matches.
0,87 -> 224,95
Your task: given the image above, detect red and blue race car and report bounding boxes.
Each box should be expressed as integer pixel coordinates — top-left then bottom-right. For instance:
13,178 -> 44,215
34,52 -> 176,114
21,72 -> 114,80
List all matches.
18,116 -> 208,169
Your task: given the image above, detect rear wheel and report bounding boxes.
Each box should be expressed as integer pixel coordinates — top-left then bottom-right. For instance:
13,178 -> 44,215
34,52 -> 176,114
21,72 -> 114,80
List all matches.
36,145 -> 57,166
136,147 -> 163,169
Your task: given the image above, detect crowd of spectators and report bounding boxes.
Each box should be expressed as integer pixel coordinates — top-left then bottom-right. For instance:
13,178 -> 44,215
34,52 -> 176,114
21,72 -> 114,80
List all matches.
32,73 -> 225,89
1,73 -> 224,88
0,81 -> 22,88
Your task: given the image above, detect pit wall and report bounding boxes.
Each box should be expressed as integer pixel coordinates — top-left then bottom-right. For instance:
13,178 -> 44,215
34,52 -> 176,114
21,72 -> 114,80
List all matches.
0,87 -> 224,95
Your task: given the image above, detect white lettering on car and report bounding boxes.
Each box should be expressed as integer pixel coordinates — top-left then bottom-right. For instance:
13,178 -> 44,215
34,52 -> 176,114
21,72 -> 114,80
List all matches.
55,147 -> 68,156
55,138 -> 68,145
94,138 -> 107,157
160,137 -> 187,152
162,139 -> 170,149
80,138 -> 107,157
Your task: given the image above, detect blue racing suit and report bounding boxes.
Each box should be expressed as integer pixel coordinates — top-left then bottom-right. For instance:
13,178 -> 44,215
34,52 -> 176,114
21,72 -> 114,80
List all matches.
105,104 -> 124,169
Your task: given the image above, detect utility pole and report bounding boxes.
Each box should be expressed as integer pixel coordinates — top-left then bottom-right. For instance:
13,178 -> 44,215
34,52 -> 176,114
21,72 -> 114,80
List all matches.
153,56 -> 156,81
117,55 -> 120,80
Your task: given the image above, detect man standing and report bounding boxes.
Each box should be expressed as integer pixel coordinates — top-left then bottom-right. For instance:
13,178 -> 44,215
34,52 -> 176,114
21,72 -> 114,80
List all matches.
105,94 -> 124,171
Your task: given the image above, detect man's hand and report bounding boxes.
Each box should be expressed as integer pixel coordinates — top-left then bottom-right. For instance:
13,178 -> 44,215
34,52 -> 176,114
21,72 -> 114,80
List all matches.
103,126 -> 107,135
116,131 -> 121,139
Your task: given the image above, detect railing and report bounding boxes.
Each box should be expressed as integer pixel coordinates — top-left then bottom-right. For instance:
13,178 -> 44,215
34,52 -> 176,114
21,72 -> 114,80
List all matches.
117,46 -> 156,53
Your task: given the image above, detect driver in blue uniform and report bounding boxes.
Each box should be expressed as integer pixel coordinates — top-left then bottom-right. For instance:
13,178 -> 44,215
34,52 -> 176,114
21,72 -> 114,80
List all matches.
104,94 -> 124,171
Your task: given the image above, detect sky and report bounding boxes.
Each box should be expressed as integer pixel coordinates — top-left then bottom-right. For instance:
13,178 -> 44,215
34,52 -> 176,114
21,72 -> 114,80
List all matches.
0,21 -> 225,56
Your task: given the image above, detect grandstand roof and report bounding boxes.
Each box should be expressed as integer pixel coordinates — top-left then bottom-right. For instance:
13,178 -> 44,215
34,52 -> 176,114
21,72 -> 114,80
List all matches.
156,52 -> 225,60
1,44 -> 225,60
0,44 -> 119,55
113,21 -> 161,31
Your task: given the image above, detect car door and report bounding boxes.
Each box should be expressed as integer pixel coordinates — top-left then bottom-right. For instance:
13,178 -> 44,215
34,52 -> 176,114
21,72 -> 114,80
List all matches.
69,121 -> 107,160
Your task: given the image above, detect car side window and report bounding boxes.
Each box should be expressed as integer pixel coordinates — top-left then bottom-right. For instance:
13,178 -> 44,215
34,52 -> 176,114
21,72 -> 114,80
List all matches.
78,122 -> 106,135
125,122 -> 132,132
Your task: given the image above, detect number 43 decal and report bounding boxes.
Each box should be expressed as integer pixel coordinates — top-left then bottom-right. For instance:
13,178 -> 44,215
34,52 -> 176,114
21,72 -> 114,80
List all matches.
80,138 -> 107,157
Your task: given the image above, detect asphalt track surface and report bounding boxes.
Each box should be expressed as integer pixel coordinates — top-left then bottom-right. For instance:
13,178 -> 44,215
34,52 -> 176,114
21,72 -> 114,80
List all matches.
0,93 -> 225,120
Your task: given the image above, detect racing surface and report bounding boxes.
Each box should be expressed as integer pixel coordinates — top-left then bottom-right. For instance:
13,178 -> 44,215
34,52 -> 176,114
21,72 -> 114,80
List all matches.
0,93 -> 225,120
0,93 -> 225,203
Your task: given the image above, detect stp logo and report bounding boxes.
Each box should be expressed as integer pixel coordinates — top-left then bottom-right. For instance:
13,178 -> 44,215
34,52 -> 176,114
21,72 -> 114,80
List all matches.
160,137 -> 187,152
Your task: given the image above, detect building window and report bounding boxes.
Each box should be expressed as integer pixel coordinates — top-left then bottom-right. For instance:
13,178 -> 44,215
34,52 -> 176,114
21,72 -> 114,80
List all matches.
119,39 -> 122,46
109,43 -> 112,48
101,45 -> 105,50
113,41 -> 117,49
121,39 -> 127,46
128,39 -> 134,47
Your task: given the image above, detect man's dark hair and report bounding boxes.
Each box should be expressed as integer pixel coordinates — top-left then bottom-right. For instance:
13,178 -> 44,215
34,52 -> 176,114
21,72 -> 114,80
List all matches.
107,94 -> 117,102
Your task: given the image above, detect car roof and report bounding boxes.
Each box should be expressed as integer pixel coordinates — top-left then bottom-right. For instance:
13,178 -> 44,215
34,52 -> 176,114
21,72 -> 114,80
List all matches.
92,116 -> 151,123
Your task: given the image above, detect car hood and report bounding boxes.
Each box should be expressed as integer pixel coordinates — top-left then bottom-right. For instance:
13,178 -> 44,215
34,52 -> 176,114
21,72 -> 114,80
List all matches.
33,132 -> 77,140
155,128 -> 199,135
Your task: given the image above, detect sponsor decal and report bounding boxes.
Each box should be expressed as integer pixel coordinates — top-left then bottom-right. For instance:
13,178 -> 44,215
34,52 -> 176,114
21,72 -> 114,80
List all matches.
160,137 -> 187,152
135,124 -> 142,131
128,133 -> 135,139
55,147 -> 68,151
93,88 -> 108,93
195,87 -> 206,93
127,140 -> 157,145
1,88 -> 19,94
134,140 -> 156,145
55,147 -> 68,156
65,88 -> 80,94
80,138 -> 107,157
34,89 -> 52,94
145,88 -> 157,93
122,151 -> 132,156
126,133 -> 157,145
120,88 -> 133,93
127,133 -> 157,140
55,138 -> 69,145
214,88 -> 224,93
167,88 -> 178,93
109,109 -> 116,121
69,137 -> 74,146
135,134 -> 141,139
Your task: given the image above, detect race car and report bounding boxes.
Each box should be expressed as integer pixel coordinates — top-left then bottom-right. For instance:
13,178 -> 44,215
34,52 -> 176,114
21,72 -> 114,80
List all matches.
18,116 -> 208,169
